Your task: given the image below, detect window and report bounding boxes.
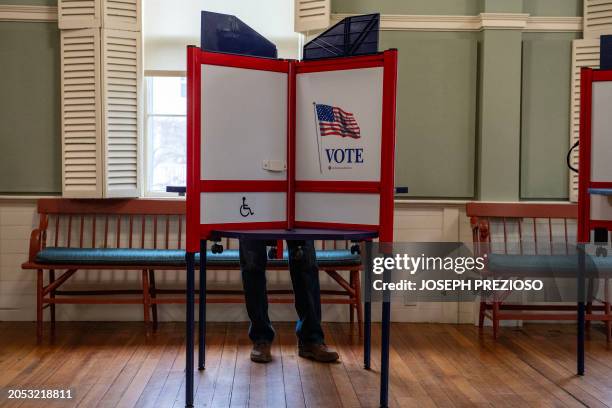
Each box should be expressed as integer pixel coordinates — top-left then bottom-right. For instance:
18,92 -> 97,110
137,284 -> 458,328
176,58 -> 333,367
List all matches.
145,75 -> 187,195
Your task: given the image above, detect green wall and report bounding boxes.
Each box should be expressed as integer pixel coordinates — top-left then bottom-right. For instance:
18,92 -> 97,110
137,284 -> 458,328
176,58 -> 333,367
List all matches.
520,33 -> 580,200
381,32 -> 478,198
0,21 -> 61,194
332,0 -> 480,16
480,0 -> 523,13
478,29 -> 523,201
523,0 -> 583,17
333,0 -> 582,17
333,0 -> 582,201
0,0 -> 584,198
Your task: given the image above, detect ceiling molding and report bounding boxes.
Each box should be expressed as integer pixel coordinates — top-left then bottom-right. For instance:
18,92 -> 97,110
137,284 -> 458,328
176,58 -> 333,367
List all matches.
330,13 -> 583,33
0,5 -> 58,22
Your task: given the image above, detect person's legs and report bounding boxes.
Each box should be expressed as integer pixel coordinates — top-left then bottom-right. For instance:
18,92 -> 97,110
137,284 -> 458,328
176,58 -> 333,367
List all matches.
287,240 -> 338,362
287,240 -> 324,344
239,239 -> 275,347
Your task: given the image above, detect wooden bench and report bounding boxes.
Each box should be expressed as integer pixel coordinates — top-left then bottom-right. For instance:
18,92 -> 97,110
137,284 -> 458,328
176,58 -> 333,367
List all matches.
467,202 -> 612,339
22,199 -> 363,339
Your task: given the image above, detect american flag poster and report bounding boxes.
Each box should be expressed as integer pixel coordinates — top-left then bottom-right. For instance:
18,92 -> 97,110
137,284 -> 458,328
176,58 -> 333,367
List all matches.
315,103 -> 361,139
313,102 -> 364,173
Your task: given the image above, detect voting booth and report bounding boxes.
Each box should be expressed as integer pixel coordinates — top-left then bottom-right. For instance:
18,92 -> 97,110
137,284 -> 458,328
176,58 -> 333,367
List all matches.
182,12 -> 398,408
578,67 -> 612,247
185,47 -> 398,252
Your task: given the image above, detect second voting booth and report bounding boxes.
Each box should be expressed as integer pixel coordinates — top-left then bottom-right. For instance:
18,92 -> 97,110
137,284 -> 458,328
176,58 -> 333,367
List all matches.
576,37 -> 612,375
182,12 -> 399,408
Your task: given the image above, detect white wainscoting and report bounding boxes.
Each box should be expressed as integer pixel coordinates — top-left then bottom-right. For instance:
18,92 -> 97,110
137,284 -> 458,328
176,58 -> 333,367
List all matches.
0,199 -> 474,323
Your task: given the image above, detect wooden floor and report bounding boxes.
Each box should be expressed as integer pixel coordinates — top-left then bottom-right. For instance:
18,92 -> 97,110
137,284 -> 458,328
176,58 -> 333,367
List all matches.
1,323 -> 612,408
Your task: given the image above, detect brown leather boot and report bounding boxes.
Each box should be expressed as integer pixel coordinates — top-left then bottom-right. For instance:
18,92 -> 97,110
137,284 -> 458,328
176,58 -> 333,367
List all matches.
250,342 -> 272,363
298,343 -> 339,363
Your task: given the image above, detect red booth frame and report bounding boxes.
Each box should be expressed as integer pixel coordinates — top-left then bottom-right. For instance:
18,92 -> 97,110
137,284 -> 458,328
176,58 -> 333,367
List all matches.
578,68 -> 612,242
186,46 -> 398,252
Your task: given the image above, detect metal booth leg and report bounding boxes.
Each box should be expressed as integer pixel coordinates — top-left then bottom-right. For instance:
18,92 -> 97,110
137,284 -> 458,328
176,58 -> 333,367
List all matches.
578,245 -> 586,376
363,240 -> 372,369
185,251 -> 196,407
380,262 -> 391,408
199,240 -> 207,370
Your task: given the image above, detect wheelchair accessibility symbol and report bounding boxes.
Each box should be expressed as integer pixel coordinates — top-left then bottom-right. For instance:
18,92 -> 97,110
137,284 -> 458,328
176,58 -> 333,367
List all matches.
240,197 -> 255,217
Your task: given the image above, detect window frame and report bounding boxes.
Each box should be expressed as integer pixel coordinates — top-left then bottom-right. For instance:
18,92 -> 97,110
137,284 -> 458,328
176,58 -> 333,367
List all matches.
143,70 -> 188,198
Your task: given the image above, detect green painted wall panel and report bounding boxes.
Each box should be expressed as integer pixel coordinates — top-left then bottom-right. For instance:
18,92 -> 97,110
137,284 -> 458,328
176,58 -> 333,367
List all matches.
0,22 -> 61,194
520,39 -> 573,200
332,0 -> 480,16
333,0 -> 583,16
380,33 -> 478,198
480,0 -> 523,13
523,0 -> 582,17
478,30 -> 523,201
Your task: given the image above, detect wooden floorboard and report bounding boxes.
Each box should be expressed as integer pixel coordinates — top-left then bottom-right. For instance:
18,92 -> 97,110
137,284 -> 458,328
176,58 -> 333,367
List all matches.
1,322 -> 612,407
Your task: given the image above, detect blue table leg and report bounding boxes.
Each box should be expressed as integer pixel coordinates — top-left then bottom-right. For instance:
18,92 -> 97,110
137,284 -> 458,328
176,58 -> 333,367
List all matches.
380,265 -> 391,408
199,240 -> 207,371
578,302 -> 585,375
185,251 -> 195,408
364,240 -> 372,369
578,246 -> 586,376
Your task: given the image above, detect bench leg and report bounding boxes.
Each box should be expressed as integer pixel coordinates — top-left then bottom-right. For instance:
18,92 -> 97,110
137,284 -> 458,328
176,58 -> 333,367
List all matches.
36,269 -> 43,340
353,269 -> 363,337
492,301 -> 500,340
142,270 -> 151,334
149,270 -> 158,332
49,269 -> 56,333
478,300 -> 486,329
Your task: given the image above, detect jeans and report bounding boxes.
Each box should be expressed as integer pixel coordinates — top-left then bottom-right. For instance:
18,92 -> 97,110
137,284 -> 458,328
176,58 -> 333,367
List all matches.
239,239 -> 324,345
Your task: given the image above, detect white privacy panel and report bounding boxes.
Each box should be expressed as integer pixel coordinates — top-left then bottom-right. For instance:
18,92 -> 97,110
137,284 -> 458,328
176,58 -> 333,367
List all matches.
61,28 -> 103,198
200,192 -> 286,224
103,0 -> 140,31
294,0 -> 330,32
296,67 -> 383,182
295,192 -> 379,225
201,65 -> 287,181
570,39 -> 600,202
59,0 -> 141,30
102,29 -> 141,197
591,81 -> 612,182
584,0 -> 612,38
59,0 -> 100,29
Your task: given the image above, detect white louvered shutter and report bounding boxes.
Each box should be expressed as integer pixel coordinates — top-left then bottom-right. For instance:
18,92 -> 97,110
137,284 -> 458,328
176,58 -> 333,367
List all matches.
102,0 -> 140,31
294,0 -> 330,32
61,28 -> 103,198
584,0 -> 612,38
102,29 -> 141,197
59,0 -> 101,29
569,39 -> 600,202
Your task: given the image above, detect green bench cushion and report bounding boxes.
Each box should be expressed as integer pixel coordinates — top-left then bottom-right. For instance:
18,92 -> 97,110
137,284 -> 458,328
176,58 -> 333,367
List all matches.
487,253 -> 612,276
35,247 -> 361,268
